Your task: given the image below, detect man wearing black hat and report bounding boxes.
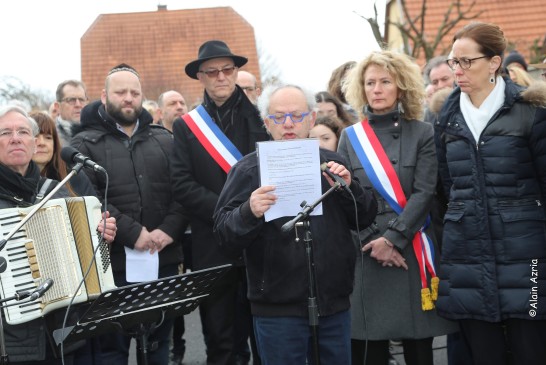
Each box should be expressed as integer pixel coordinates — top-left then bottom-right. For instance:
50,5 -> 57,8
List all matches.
171,40 -> 269,365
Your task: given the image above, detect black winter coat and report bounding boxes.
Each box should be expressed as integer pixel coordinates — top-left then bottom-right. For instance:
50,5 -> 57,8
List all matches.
434,79 -> 546,321
213,149 -> 378,317
72,101 -> 187,275
171,87 -> 269,270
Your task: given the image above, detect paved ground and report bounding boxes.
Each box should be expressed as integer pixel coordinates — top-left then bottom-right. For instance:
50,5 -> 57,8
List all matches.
129,308 -> 449,365
129,308 -> 206,365
392,336 -> 448,365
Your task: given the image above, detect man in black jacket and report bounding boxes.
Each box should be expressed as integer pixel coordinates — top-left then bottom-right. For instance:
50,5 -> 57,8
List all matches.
72,64 -> 187,365
213,84 -> 377,364
171,40 -> 269,365
0,104 -> 116,364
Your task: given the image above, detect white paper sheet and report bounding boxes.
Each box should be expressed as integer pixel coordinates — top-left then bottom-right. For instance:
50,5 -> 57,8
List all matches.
124,246 -> 159,282
257,139 -> 323,222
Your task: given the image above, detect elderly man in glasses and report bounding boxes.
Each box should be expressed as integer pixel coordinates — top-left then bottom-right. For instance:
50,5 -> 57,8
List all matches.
213,83 -> 377,365
52,79 -> 89,146
237,70 -> 261,105
171,40 -> 269,365
0,104 -> 117,363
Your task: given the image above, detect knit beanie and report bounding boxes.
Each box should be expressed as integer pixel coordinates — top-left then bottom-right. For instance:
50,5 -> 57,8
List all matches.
503,51 -> 528,71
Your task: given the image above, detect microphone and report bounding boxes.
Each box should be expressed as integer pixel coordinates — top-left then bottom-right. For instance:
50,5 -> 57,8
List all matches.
0,279 -> 48,303
29,278 -> 54,301
61,146 -> 107,173
320,163 -> 350,193
14,289 -> 32,301
0,288 -> 33,303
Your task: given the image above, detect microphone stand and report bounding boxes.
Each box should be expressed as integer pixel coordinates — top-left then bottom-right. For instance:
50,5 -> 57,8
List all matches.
280,183 -> 340,365
0,163 -> 82,364
0,163 -> 84,252
0,307 -> 6,365
0,284 -> 54,365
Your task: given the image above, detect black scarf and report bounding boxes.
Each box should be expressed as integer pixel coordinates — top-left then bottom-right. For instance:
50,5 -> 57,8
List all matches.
203,86 -> 243,133
0,161 -> 41,203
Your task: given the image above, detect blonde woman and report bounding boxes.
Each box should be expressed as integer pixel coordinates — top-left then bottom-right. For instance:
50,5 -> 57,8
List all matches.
338,50 -> 456,365
507,65 -> 535,87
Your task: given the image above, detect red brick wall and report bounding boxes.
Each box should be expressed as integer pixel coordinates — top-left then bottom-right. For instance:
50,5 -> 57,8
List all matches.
81,7 -> 260,106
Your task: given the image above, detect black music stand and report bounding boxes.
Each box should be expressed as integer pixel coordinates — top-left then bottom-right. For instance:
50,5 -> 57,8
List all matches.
53,264 -> 232,365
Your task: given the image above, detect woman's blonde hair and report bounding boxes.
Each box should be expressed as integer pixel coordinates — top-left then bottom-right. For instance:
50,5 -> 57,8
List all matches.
508,66 -> 534,87
345,50 -> 425,121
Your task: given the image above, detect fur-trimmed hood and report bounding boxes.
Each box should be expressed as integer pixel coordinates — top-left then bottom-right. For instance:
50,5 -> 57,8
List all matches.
520,80 -> 546,107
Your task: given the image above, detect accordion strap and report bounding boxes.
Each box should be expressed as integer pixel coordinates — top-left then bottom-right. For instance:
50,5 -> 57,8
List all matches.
36,178 -> 54,203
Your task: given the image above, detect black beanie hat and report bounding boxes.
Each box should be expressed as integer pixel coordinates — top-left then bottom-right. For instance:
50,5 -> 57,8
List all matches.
503,51 -> 528,71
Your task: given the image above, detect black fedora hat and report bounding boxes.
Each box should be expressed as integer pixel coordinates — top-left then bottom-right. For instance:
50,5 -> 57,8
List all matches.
185,40 -> 248,79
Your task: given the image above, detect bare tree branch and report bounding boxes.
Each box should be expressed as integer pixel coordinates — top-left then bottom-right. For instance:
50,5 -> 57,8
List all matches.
0,76 -> 53,110
354,3 -> 387,49
378,0 -> 483,61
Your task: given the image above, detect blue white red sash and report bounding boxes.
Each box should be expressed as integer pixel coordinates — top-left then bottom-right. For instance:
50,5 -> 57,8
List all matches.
181,105 -> 242,173
346,120 -> 438,311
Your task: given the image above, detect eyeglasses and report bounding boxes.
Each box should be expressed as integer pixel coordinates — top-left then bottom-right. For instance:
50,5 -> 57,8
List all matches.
267,112 -> 310,125
0,128 -> 33,140
240,86 -> 256,92
446,56 -> 489,70
198,66 -> 237,78
61,97 -> 88,105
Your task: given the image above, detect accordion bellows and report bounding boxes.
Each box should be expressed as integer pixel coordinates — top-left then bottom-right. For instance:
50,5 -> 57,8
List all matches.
0,197 -> 115,325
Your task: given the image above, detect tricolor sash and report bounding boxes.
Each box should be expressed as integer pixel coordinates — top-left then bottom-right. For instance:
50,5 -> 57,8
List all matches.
181,105 -> 242,173
346,120 -> 439,311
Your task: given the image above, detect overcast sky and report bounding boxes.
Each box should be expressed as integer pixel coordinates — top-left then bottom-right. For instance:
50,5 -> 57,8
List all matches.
0,0 -> 385,99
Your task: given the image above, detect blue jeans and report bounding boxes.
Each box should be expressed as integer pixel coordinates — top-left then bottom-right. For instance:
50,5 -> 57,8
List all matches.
253,310 -> 351,365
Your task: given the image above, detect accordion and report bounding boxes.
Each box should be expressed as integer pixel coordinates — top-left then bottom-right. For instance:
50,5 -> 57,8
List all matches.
0,196 -> 116,325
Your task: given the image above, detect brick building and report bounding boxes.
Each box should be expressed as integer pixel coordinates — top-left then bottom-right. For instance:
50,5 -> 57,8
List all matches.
385,0 -> 546,67
81,6 -> 260,106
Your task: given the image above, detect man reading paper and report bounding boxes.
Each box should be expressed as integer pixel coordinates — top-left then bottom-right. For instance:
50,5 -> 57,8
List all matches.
213,84 -> 377,365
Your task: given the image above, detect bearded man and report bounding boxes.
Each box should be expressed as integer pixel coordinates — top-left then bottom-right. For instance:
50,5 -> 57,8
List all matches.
71,64 -> 187,365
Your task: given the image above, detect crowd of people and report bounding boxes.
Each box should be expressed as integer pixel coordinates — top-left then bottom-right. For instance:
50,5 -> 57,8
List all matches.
0,20 -> 545,365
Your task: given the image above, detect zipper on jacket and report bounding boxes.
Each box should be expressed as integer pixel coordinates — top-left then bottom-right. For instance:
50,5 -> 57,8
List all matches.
476,106 -> 509,150
498,198 -> 542,207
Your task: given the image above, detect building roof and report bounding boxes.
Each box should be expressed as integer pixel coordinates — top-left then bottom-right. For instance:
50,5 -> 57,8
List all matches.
81,6 -> 259,105
387,0 -> 546,65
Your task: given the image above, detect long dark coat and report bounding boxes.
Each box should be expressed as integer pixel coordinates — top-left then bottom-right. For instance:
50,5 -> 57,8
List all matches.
434,79 -> 546,322
338,109 -> 457,340
170,86 -> 269,270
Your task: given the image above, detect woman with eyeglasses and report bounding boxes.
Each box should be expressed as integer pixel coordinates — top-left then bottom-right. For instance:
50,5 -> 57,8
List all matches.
435,22 -> 546,364
337,50 -> 457,365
